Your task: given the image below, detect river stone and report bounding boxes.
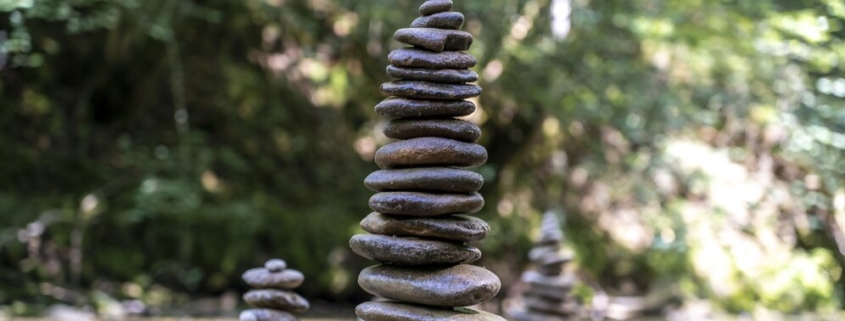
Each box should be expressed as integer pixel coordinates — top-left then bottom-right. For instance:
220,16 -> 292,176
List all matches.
384,118 -> 481,142
528,244 -> 560,262
381,81 -> 481,100
242,268 -> 304,289
356,301 -> 506,321
364,168 -> 483,193
360,213 -> 489,242
374,137 -> 487,169
524,286 -> 569,301
535,252 -> 572,267
523,296 -> 580,316
264,259 -> 287,272
375,98 -> 475,119
388,48 -> 477,69
539,227 -> 563,244
358,264 -> 501,307
350,234 -> 481,265
243,289 -> 309,313
521,271 -> 576,296
419,0 -> 452,16
510,311 -> 578,321
239,309 -> 297,321
369,191 -> 484,216
411,12 -> 465,30
387,66 -> 478,83
536,261 -> 565,276
394,28 -> 473,52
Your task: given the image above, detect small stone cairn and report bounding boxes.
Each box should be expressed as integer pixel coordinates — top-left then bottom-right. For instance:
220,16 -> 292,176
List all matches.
350,1 -> 506,320
510,212 -> 581,321
240,259 -> 310,321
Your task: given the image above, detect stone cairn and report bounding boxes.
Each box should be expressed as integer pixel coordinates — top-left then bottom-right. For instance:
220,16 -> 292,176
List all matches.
240,259 -> 310,321
350,1 -> 505,320
510,212 -> 581,321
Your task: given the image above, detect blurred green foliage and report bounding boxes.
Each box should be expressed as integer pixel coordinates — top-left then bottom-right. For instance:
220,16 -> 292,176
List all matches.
0,0 -> 844,317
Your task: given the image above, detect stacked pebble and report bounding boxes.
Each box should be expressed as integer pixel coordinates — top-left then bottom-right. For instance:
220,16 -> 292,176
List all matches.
510,213 -> 581,321
350,1 -> 505,320
240,259 -> 310,321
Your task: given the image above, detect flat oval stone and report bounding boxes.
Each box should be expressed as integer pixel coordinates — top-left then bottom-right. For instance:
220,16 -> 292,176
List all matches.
523,296 -> 580,316
369,191 -> 484,216
356,301 -> 506,321
419,0 -> 452,16
350,234 -> 481,265
360,213 -> 489,242
264,259 -> 287,272
381,81 -> 481,100
388,48 -> 477,69
521,271 -> 576,296
365,167 -> 484,192
384,118 -> 481,142
394,28 -> 473,52
374,137 -> 487,169
411,12 -> 465,30
243,289 -> 309,313
358,264 -> 501,307
239,309 -> 297,321
387,66 -> 478,83
375,98 -> 475,119
509,311 -> 567,321
242,268 -> 304,289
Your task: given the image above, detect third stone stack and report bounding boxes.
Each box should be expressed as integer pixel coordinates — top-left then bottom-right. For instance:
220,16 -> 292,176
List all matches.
350,1 -> 506,320
241,259 -> 309,321
510,213 -> 582,321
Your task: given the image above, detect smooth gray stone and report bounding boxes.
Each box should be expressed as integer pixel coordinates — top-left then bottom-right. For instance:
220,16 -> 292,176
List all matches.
387,66 -> 478,83
381,81 -> 481,100
369,191 -> 484,216
411,12 -> 464,30
360,213 -> 489,242
243,289 -> 309,313
350,234 -> 481,265
419,0 -> 452,16
394,28 -> 473,52
539,228 -> 563,244
375,98 -> 475,119
536,262 -> 565,276
365,168 -> 484,193
524,296 -> 580,316
239,309 -> 297,321
374,137 -> 487,169
388,48 -> 477,69
356,301 -> 506,321
528,244 -> 560,260
358,264 -> 501,307
524,286 -> 570,301
264,259 -> 287,272
510,311 -> 579,321
242,268 -> 304,289
521,271 -> 576,298
533,252 -> 572,266
384,118 -> 481,142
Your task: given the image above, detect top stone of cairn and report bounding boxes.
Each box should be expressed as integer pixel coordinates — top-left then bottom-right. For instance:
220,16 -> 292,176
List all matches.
419,0 -> 453,16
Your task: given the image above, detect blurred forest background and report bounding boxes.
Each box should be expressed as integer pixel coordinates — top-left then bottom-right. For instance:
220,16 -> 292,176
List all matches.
1,0 -> 844,319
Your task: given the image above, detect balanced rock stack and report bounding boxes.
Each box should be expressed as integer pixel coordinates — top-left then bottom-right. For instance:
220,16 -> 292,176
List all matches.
510,212 -> 581,321
350,1 -> 505,320
240,259 -> 309,321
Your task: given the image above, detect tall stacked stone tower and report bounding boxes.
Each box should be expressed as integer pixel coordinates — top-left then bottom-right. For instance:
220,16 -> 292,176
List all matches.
510,212 -> 581,321
350,1 -> 505,320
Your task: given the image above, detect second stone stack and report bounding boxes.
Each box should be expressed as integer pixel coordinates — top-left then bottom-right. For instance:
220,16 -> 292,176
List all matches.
350,1 -> 505,320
